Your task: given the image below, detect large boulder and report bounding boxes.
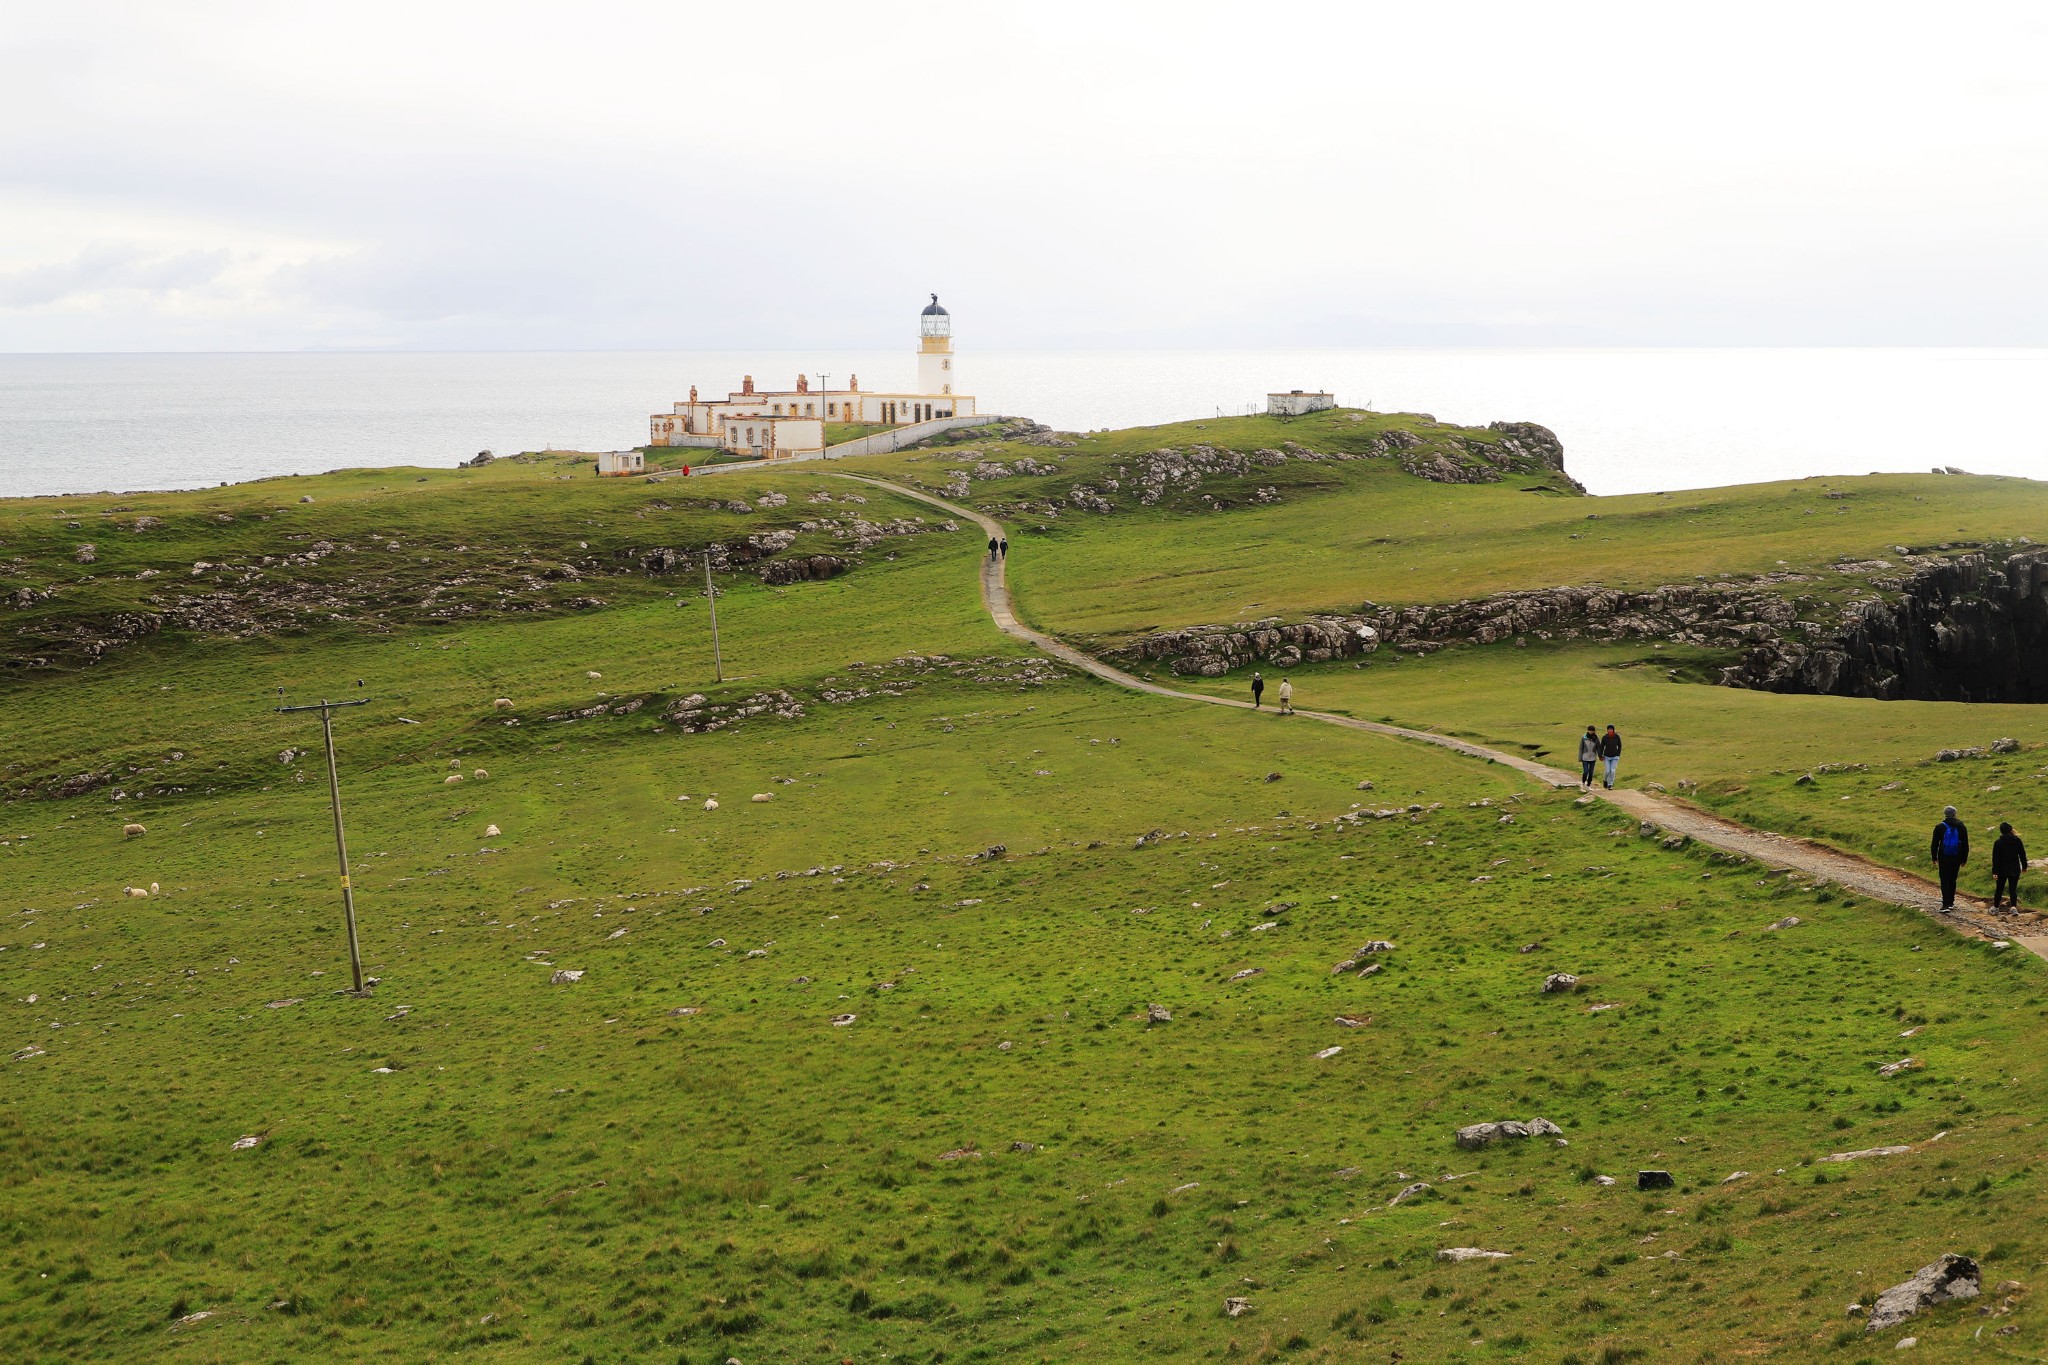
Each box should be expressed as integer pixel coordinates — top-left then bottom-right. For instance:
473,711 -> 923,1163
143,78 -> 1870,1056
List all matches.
1867,1254 -> 1980,1332
1455,1117 -> 1562,1149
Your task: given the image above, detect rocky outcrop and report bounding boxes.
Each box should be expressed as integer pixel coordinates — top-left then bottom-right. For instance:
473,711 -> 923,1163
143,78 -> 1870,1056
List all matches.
760,555 -> 849,585
1724,550 -> 2048,701
1124,583 -> 1793,676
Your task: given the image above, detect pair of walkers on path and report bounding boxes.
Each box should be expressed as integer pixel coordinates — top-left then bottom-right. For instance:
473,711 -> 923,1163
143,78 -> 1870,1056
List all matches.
1930,807 -> 2030,914
1578,724 -> 1623,790
985,536 -> 1007,559
1249,671 -> 1292,714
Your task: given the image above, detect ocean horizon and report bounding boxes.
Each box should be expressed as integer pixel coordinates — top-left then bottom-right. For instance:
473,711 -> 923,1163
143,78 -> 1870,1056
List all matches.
2,346 -> 2044,500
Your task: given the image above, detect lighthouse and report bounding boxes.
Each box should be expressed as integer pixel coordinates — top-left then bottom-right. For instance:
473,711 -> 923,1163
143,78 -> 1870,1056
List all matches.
917,294 -> 954,397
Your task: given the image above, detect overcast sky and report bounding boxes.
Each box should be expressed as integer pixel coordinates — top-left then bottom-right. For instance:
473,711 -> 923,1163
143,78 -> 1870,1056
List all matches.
3,1 -> 2044,352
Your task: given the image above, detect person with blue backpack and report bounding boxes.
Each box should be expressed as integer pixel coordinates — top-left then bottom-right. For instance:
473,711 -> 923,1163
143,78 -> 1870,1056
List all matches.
1930,805 -> 1970,912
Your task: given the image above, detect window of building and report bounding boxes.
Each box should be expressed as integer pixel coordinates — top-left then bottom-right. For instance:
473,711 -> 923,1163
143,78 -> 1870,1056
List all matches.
828,402 -> 837,417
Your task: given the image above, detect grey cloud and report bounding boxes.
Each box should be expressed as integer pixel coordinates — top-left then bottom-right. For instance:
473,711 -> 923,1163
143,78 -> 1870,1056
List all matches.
0,243 -> 240,308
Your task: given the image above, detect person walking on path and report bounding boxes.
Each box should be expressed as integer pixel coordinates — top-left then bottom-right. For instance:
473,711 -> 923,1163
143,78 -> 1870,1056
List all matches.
1598,725 -> 1623,789
1930,805 -> 1970,911
1992,821 -> 2028,911
1278,678 -> 1293,714
998,538 -> 1008,558
987,535 -> 999,557
1577,725 -> 1600,790
1250,672 -> 1265,708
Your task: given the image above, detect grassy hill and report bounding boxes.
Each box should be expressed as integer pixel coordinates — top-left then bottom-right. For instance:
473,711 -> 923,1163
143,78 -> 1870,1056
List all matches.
2,442 -> 2044,1362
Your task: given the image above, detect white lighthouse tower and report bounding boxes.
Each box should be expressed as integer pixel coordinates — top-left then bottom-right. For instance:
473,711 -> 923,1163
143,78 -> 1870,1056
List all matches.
917,294 -> 954,397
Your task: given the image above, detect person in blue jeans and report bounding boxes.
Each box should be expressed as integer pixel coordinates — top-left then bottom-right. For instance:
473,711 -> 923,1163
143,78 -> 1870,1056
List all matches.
1598,725 -> 1623,789
1931,805 -> 1970,911
1577,725 -> 1600,790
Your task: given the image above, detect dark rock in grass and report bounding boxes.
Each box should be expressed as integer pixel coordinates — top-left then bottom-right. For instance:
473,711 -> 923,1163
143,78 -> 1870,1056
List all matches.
1992,737 -> 2021,753
1867,1254 -> 1980,1332
1223,1296 -> 1251,1318
1145,1004 -> 1172,1023
1518,943 -> 1542,953
1357,940 -> 1396,954
1767,915 -> 1802,930
549,969 -> 584,984
1388,1181 -> 1435,1208
1637,1170 -> 1675,1190
1264,772 -> 1283,782
1542,972 -> 1580,993
760,554 -> 849,586
1010,1141 -> 1038,1153
1455,1117 -> 1562,1149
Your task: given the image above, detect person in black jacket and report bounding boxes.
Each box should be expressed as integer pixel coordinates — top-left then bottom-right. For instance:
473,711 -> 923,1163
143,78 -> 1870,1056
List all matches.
1930,805 -> 1970,911
1250,671 -> 1265,709
1992,821 -> 2028,911
1598,725 -> 1623,789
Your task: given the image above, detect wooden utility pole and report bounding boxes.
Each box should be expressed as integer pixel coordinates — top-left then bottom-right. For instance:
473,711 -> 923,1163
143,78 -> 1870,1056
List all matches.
703,551 -> 724,682
276,695 -> 370,993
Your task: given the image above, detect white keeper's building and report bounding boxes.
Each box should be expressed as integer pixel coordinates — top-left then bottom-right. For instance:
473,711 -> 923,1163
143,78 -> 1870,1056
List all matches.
650,295 -> 977,460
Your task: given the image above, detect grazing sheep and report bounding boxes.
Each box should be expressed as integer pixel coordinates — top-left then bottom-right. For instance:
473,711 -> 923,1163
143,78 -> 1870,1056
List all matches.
484,824 -> 501,837
448,758 -> 461,769
751,793 -> 772,803
150,882 -> 160,894
703,798 -> 719,811
123,886 -> 149,898
122,823 -> 146,838
492,698 -> 514,711
445,774 -> 464,785
587,671 -> 602,680
473,769 -> 488,779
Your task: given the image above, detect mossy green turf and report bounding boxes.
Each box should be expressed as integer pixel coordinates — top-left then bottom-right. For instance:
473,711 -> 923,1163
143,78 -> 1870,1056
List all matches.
2,455 -> 2045,1362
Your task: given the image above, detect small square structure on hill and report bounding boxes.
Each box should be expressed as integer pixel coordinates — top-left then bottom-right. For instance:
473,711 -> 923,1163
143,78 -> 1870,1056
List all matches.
1268,390 -> 1334,416
597,450 -> 645,477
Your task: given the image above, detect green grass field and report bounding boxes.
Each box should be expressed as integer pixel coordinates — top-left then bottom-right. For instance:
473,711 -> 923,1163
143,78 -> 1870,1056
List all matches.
3,442 -> 2044,1362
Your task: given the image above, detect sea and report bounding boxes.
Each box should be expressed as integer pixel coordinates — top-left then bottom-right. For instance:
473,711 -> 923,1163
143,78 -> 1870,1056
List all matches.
2,348 -> 2044,500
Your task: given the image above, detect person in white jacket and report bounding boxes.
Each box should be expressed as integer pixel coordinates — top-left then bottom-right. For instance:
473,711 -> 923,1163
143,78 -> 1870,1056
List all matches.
1278,678 -> 1294,714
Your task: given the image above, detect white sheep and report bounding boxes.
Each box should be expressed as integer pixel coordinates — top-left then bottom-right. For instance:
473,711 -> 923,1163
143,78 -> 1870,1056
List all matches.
484,824 -> 501,837
445,774 -> 464,785
492,698 -> 514,711
703,798 -> 719,811
473,769 -> 488,779
122,823 -> 146,838
150,882 -> 160,894
123,886 -> 149,898
751,793 -> 772,803
448,758 -> 461,769
587,671 -> 602,680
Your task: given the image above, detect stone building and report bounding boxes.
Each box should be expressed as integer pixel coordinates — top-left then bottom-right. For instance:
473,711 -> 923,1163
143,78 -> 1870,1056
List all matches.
1268,390 -> 1335,416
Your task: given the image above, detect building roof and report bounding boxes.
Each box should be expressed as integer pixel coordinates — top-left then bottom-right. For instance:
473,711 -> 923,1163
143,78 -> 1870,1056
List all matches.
921,293 -> 949,317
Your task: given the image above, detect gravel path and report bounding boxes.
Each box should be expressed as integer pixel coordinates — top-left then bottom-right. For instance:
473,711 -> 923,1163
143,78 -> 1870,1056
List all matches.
839,473 -> 2048,962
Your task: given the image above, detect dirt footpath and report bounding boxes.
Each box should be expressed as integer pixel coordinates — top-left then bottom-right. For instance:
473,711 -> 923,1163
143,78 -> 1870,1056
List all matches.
839,473 -> 2048,963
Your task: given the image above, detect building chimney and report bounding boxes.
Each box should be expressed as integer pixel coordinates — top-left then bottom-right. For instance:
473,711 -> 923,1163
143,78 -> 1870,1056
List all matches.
849,374 -> 859,393
741,375 -> 755,396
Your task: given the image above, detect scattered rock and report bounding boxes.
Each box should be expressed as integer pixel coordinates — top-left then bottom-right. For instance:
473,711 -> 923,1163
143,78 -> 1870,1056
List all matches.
1437,1247 -> 1512,1263
1992,737 -> 2021,754
1225,967 -> 1263,983
1721,1171 -> 1751,1184
1867,1254 -> 1980,1332
1145,1004 -> 1172,1023
1456,1118 -> 1562,1149
1518,942 -> 1542,954
1820,1145 -> 1912,1163
1264,772 -> 1282,783
1334,1013 -> 1372,1028
1877,1056 -> 1923,1078
1313,1046 -> 1343,1060
936,1146 -> 981,1161
1010,1141 -> 1038,1153
1223,1296 -> 1252,1318
1388,1181 -> 1434,1207
1767,915 -> 1801,930
1593,1175 -> 1618,1187
1358,939 -> 1396,954
230,1134 -> 263,1150
1542,972 -> 1580,993
667,1006 -> 702,1017
830,1013 -> 857,1026
550,969 -> 584,984
1637,1170 -> 1675,1190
